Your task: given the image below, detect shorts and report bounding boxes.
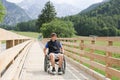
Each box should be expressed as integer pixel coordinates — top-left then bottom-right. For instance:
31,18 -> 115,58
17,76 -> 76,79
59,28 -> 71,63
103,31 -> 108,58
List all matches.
49,53 -> 63,59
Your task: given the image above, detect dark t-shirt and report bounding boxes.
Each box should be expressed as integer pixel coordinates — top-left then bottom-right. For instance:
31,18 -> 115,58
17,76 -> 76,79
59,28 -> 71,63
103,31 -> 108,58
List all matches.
45,40 -> 62,54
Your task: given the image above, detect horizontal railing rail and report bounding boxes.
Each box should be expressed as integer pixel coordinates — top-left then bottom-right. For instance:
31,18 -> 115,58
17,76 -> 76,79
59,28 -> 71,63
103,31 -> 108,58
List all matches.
0,28 -> 31,41
0,40 -> 32,77
0,28 -> 32,51
0,28 -> 33,79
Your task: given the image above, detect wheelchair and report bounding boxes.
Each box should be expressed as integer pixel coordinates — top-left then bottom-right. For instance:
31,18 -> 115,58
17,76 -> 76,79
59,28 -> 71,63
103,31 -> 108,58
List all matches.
44,54 -> 66,74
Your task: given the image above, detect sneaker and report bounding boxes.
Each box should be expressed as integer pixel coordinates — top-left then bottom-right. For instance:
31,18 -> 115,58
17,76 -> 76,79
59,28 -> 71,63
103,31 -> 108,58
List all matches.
51,67 -> 56,75
58,67 -> 63,75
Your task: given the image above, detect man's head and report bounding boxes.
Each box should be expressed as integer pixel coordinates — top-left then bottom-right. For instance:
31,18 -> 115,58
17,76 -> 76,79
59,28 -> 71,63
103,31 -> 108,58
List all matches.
51,33 -> 57,41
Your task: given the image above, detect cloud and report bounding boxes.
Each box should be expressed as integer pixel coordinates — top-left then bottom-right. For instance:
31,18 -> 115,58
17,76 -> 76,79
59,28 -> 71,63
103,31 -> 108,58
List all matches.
51,0 -> 103,8
7,0 -> 103,8
7,0 -> 103,4
51,0 -> 76,4
7,0 -> 23,3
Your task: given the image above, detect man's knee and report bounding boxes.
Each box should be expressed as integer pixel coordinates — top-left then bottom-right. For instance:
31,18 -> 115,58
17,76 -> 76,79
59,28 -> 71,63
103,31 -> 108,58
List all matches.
49,53 -> 55,58
58,54 -> 63,58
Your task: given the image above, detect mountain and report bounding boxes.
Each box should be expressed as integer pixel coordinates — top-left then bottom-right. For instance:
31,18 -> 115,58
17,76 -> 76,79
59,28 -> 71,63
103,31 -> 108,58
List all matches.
81,3 -> 104,14
17,0 -> 82,19
81,0 -> 110,13
54,3 -> 81,17
85,0 -> 119,16
1,0 -> 30,25
64,0 -> 120,36
18,0 -> 47,19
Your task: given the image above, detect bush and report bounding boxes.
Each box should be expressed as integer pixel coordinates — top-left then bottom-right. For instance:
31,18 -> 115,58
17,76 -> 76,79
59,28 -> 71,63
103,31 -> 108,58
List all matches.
40,19 -> 76,38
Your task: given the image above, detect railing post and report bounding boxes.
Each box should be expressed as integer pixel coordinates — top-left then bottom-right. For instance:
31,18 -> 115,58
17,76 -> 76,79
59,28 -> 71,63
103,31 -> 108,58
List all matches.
90,40 -> 95,69
6,40 -> 14,49
14,40 -> 19,46
106,41 -> 113,78
23,39 -> 26,42
80,40 -> 84,63
19,40 -> 23,43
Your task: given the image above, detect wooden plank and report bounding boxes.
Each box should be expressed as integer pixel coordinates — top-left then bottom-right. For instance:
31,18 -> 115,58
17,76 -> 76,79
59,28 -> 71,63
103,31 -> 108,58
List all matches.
62,39 -> 120,67
0,28 -> 30,41
59,37 -> 120,42
64,46 -> 82,54
85,52 -> 106,62
96,37 -> 120,42
58,38 -> 78,41
62,44 -> 119,66
106,67 -> 120,78
107,57 -> 120,66
1,41 -> 33,80
65,50 -> 106,72
64,46 -> 106,62
61,41 -> 79,48
65,55 -> 111,80
0,40 -> 31,76
108,46 -> 120,54
84,44 -> 120,54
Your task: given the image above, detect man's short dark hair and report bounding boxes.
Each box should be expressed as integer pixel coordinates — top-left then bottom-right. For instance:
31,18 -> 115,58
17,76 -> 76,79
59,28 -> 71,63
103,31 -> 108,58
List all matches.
51,33 -> 57,37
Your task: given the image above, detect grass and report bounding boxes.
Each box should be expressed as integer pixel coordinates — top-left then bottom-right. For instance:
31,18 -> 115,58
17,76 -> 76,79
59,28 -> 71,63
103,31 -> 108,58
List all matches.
113,42 -> 120,46
94,68 -> 105,75
12,31 -> 40,39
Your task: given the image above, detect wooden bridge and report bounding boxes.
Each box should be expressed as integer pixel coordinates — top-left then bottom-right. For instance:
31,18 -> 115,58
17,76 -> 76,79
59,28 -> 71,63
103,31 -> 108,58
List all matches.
0,28 -> 120,80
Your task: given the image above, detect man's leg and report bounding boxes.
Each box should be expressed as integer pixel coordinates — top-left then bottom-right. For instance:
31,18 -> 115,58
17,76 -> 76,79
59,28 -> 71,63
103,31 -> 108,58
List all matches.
58,53 -> 63,74
49,53 -> 56,74
49,53 -> 55,68
58,54 -> 64,68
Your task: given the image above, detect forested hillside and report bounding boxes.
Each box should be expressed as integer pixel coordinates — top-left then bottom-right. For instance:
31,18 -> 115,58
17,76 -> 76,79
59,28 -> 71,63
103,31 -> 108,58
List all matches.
64,0 -> 120,36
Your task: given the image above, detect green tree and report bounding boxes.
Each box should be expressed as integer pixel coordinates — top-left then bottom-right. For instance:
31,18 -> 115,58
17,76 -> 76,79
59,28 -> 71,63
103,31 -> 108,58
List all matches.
37,1 -> 56,32
0,1 -> 5,22
41,19 -> 76,38
16,20 -> 38,32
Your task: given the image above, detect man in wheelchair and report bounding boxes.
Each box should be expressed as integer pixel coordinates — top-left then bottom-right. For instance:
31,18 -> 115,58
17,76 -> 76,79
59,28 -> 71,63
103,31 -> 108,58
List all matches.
44,33 -> 65,75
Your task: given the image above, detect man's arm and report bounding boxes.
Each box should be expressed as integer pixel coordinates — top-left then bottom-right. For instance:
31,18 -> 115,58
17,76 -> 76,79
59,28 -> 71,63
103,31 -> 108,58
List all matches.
44,48 -> 47,56
44,42 -> 49,56
60,42 -> 64,54
61,46 -> 64,54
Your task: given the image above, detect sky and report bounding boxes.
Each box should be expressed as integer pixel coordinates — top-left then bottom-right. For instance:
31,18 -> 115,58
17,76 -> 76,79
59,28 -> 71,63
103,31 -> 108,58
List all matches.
7,0 -> 23,3
7,0 -> 103,7
51,0 -> 103,7
6,0 -> 103,11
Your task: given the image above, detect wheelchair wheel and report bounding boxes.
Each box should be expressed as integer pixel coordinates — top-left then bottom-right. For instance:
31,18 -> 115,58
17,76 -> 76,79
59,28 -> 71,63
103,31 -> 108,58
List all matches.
44,55 -> 48,72
62,57 -> 66,74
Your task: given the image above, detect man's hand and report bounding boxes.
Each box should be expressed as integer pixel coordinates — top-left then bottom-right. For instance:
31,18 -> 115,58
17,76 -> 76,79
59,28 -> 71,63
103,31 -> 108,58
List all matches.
61,47 -> 64,54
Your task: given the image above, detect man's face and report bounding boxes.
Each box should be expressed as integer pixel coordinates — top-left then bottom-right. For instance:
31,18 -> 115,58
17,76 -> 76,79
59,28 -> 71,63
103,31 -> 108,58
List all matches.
51,36 -> 57,41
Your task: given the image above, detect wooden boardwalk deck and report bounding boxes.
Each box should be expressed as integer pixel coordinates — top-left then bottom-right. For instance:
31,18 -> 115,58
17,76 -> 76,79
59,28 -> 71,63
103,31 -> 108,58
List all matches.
19,41 -> 96,80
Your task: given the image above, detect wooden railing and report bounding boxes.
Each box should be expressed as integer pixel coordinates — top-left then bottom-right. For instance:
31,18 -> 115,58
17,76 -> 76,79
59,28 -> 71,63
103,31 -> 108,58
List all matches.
0,28 -> 33,79
43,37 -> 120,80
0,40 -> 32,79
0,28 -> 31,50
